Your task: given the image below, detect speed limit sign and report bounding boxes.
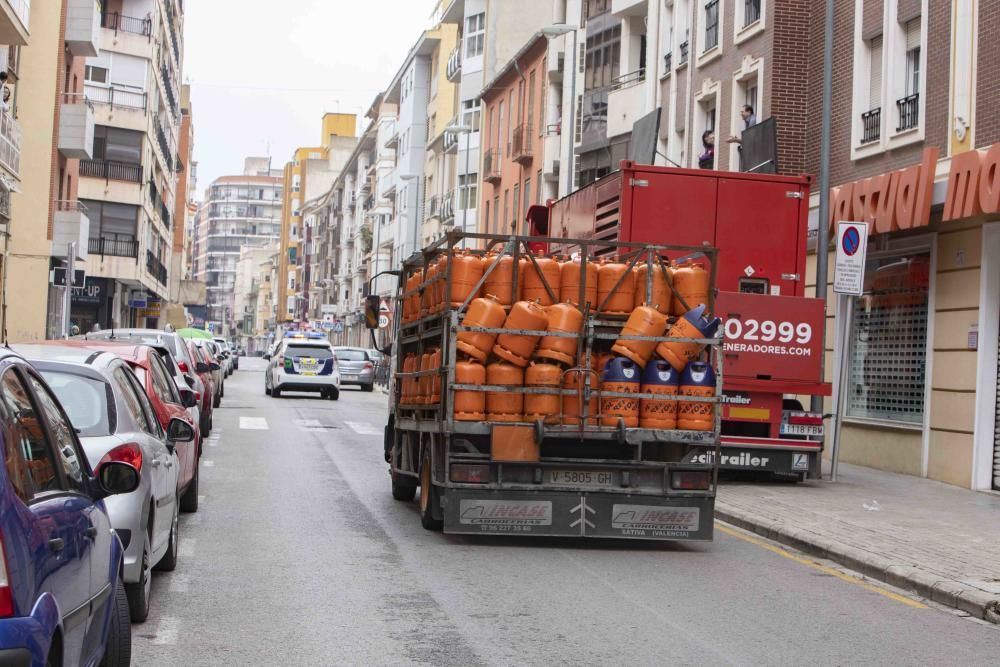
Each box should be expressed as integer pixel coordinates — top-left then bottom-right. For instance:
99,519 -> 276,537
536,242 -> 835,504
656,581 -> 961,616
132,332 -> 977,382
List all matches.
378,314 -> 390,329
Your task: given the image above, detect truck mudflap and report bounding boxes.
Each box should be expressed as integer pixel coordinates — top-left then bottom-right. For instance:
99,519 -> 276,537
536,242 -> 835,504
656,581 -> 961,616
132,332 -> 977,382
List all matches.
441,490 -> 714,541
683,447 -> 815,478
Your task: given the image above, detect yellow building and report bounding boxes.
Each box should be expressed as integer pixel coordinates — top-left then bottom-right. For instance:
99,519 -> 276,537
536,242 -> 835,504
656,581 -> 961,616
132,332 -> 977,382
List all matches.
421,22 -> 459,246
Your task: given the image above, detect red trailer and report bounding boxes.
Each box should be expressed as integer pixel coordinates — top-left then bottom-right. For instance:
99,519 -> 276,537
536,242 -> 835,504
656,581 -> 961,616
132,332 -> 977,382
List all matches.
531,162 -> 831,480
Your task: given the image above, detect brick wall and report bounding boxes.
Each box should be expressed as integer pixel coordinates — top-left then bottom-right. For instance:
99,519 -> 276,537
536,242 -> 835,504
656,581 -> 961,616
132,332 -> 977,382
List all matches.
976,0 -> 1000,146
771,0 -> 812,175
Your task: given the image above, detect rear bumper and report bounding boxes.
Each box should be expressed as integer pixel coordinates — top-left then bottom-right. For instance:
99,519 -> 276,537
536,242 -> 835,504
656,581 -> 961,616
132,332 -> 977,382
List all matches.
0,596 -> 61,667
274,371 -> 339,392
442,489 -> 714,541
339,370 -> 374,385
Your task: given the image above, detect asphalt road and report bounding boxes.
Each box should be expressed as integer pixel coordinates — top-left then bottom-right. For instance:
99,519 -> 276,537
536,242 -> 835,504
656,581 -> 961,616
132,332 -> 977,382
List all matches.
133,358 -> 1000,666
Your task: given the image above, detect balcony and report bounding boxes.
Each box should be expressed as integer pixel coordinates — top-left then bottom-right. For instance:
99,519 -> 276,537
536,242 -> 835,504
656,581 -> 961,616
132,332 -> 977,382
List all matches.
348,191 -> 357,210
148,179 -> 172,229
443,119 -> 460,153
65,0 -> 100,57
100,10 -> 151,38
441,190 -> 455,223
146,250 -> 168,286
159,61 -> 179,118
52,201 -> 91,261
425,194 -> 440,221
608,71 -> 646,137
446,44 -> 462,82
0,110 -> 21,180
81,158 -> 141,183
58,93 -> 95,160
663,52 -> 672,72
0,0 -> 30,46
483,148 -> 501,184
84,84 -> 148,111
155,122 -> 174,172
679,40 -> 689,64
896,93 -> 919,132
511,122 -> 533,164
89,234 -> 138,259
861,107 -> 881,144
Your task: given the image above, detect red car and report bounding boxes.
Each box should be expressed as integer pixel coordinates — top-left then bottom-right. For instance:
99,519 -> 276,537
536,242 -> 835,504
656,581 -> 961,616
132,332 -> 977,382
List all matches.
34,340 -> 202,513
186,340 -> 218,430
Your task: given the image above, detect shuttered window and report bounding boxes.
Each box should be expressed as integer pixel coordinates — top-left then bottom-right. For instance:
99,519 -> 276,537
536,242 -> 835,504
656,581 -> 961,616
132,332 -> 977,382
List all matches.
869,35 -> 883,111
905,19 -> 921,96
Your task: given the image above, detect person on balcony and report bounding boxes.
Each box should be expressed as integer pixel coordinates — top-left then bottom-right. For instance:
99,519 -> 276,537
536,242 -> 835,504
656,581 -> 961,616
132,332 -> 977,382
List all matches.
726,105 -> 757,146
698,131 -> 715,170
0,72 -> 10,113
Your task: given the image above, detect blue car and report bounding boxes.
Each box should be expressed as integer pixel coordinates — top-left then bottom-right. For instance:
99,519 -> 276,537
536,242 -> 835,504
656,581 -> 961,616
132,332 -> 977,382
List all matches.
0,350 -> 140,666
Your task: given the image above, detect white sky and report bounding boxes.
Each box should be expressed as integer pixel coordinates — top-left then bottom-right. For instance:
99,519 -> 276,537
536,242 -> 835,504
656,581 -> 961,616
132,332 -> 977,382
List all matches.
183,0 -> 437,198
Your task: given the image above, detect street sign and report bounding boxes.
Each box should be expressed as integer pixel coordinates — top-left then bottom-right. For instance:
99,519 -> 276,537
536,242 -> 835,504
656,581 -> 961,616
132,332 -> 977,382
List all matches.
833,221 -> 869,296
378,314 -> 389,329
380,299 -> 391,313
332,321 -> 345,334
50,268 -> 86,289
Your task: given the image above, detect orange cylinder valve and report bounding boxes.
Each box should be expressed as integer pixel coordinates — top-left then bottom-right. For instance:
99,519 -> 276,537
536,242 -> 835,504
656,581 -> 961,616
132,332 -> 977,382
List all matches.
600,357 -> 640,427
522,256 -> 561,306
561,369 -> 600,426
655,304 -> 722,372
456,296 -> 506,362
597,260 -> 636,314
611,305 -> 668,368
672,262 -> 710,316
536,302 -> 584,366
634,263 -> 673,315
639,360 -> 681,430
524,362 -> 562,423
454,360 -> 486,421
678,361 -> 717,431
483,254 -> 517,307
448,251 -> 485,308
560,258 -> 598,309
486,361 -> 525,422
493,300 -> 549,368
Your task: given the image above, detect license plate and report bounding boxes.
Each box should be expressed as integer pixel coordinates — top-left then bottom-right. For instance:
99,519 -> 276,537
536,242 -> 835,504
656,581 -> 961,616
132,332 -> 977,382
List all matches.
300,358 -> 317,366
344,374 -> 358,381
546,470 -> 614,488
780,423 -> 824,437
301,371 -> 316,377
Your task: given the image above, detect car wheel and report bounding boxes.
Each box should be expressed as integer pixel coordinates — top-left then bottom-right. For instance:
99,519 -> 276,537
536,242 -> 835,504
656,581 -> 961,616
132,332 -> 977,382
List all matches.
419,448 -> 443,531
265,384 -> 271,396
329,388 -> 340,401
99,580 -> 131,667
154,500 -> 179,572
214,392 -> 221,408
272,386 -> 282,398
180,464 -> 199,513
362,383 -> 374,393
391,470 -> 417,501
125,537 -> 152,622
221,382 -> 225,398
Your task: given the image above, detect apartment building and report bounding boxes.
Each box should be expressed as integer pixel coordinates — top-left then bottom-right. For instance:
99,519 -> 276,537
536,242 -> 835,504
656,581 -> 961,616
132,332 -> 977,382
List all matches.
232,242 -> 275,350
366,95 -> 400,305
191,157 -> 283,334
420,21 -> 459,248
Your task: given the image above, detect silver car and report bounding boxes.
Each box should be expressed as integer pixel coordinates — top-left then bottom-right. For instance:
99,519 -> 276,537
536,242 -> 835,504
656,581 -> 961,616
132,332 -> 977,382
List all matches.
195,339 -> 225,406
334,347 -> 376,392
213,337 -> 234,376
17,344 -> 194,624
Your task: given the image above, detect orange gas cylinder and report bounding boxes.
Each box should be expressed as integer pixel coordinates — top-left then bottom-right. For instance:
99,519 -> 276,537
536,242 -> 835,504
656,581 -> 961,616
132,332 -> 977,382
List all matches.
402,274 -> 415,323
655,304 -> 722,372
634,263 -> 673,315
429,348 -> 442,404
417,352 -> 432,405
523,362 -> 562,423
433,255 -> 448,314
672,262 -> 709,315
522,256 -> 561,306
456,296 -> 506,362
483,254 -> 517,307
401,353 -> 416,403
678,361 -> 717,431
454,360 -> 486,421
421,263 -> 437,318
448,251 -> 485,308
593,352 -> 615,374
493,300 -> 549,368
561,369 -> 600,426
536,302 -> 584,366
486,361 -> 524,422
560,258 -> 599,308
408,270 -> 424,323
597,260 -> 636,314
639,360 -> 681,429
600,357 -> 640,427
611,305 -> 668,368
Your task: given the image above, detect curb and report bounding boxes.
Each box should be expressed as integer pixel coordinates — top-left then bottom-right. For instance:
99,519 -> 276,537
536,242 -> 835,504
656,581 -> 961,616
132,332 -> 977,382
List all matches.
715,504 -> 1000,624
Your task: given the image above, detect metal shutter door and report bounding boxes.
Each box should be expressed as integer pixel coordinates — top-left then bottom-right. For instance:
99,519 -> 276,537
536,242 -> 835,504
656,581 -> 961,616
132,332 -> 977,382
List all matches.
994,328 -> 1000,490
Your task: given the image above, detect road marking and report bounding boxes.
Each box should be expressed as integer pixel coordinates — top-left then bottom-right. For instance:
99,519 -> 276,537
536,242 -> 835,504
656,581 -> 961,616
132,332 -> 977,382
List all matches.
202,460 -> 214,468
206,439 -> 219,447
239,416 -> 269,430
346,421 -> 381,436
151,616 -> 180,645
715,523 -> 927,609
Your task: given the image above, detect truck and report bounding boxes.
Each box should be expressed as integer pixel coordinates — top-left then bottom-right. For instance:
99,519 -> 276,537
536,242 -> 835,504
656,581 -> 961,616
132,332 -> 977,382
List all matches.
530,162 -> 832,481
374,232 -> 725,540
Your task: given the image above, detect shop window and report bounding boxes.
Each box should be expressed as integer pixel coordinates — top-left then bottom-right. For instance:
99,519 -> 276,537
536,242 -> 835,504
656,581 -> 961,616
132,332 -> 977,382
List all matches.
846,251 -> 930,425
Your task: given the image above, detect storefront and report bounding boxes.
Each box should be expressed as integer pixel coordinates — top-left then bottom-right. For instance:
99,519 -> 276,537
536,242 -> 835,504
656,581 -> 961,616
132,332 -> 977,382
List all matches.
816,146 -> 1000,491
70,277 -> 115,333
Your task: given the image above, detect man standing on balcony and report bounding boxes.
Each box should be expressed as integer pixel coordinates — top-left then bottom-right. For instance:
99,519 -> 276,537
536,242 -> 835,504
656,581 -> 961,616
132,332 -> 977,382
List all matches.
727,105 -> 757,145
0,72 -> 10,113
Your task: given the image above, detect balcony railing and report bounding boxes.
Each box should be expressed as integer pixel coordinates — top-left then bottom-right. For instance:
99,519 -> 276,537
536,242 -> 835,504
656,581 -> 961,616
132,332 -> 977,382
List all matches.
896,93 -> 919,132
611,68 -> 645,91
861,107 -> 881,144
512,122 -> 533,163
155,123 -> 174,172
443,119 -> 460,153
101,11 -> 152,38
0,111 -> 22,178
84,84 -> 148,110
425,194 -> 440,220
446,44 -> 462,82
89,235 -> 138,258
441,190 -> 455,222
663,52 -> 672,71
744,0 -> 761,28
483,148 -> 501,184
159,62 -> 179,118
80,159 -> 142,183
146,250 -> 168,286
679,40 -> 689,64
704,0 -> 720,51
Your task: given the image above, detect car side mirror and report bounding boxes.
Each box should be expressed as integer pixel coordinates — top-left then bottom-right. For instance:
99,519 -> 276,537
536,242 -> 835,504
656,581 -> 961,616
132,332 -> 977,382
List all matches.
263,354 -> 271,361
184,374 -> 196,388
365,294 -> 380,329
96,462 -> 140,498
210,362 -> 221,372
196,362 -> 210,373
166,417 -> 195,443
180,390 -> 197,409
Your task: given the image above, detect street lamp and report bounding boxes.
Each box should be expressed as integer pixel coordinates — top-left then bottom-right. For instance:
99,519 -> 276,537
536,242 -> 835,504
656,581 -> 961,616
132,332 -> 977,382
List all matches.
542,23 -> 578,194
445,124 -> 473,240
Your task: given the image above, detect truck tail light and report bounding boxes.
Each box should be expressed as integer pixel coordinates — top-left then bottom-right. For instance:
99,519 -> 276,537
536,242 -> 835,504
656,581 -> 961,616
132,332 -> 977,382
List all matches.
788,412 -> 823,426
671,471 -> 711,490
99,443 -> 143,473
0,533 -> 13,617
451,464 -> 491,484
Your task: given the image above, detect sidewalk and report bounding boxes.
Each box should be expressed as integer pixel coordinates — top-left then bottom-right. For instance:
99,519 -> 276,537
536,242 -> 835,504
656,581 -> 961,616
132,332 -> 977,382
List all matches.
715,462 -> 1000,624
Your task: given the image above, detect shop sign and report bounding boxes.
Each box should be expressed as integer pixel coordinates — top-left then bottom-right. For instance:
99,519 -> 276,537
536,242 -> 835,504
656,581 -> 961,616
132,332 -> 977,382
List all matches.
942,144 -> 1000,221
72,277 -> 111,305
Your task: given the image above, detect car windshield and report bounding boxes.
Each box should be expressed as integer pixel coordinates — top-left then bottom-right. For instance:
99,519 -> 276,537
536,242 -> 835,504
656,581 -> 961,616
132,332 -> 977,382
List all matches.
286,345 -> 333,360
39,370 -> 112,437
336,349 -> 367,362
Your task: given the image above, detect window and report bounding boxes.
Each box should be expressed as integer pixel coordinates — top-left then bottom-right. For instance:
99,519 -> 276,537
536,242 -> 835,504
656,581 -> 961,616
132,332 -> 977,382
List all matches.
149,355 -> 180,405
523,178 -> 531,221
39,371 -> 112,437
512,184 -> 520,232
862,34 -> 883,144
503,190 -> 509,234
704,0 -> 720,51
744,0 -> 761,28
0,370 -> 59,500
904,20 -> 920,96
465,13 -> 485,58
536,170 -> 543,202
83,200 -> 140,242
497,101 -> 504,166
288,270 -> 296,290
846,251 -> 930,424
483,200 -> 490,231
586,0 -> 610,19
462,99 -> 481,131
85,64 -> 108,84
93,126 -> 143,164
493,195 -> 499,234
459,173 -> 478,209
26,374 -> 87,491
527,70 -> 536,132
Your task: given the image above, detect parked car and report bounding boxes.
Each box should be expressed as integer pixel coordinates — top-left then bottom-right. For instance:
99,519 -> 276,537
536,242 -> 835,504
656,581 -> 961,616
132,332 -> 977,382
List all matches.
265,335 -> 341,400
186,341 -> 218,425
213,338 -> 235,375
0,348 -> 140,667
334,347 -> 376,392
195,341 -> 224,406
15,345 -> 194,624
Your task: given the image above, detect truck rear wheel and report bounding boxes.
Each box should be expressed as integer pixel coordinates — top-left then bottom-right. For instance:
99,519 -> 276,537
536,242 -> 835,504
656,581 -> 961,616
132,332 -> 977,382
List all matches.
419,449 -> 443,531
391,471 -> 417,501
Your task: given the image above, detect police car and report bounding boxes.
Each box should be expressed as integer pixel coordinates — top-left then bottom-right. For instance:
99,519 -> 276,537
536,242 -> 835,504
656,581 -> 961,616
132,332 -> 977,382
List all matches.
264,333 -> 341,400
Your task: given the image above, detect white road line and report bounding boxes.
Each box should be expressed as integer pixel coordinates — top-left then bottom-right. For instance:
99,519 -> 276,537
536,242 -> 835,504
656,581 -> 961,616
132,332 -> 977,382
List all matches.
345,421 -> 382,436
168,574 -> 190,593
202,460 -> 214,467
151,616 -> 180,645
206,439 -> 219,447
239,416 -> 269,430
295,419 -> 322,429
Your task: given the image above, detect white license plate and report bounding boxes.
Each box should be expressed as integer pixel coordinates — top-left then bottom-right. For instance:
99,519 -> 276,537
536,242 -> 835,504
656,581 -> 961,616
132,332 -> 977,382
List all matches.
546,470 -> 614,488
344,374 -> 358,381
780,423 -> 824,437
301,371 -> 317,377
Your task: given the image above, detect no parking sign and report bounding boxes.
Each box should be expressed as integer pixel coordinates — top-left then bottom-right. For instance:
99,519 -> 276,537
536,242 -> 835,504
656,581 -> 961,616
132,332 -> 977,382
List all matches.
833,221 -> 869,296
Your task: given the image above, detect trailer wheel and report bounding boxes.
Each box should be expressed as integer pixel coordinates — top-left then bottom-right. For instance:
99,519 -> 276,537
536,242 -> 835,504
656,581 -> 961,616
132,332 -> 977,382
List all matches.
419,448 -> 443,531
391,471 -> 417,501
